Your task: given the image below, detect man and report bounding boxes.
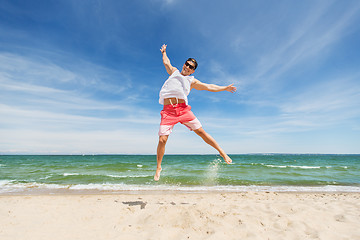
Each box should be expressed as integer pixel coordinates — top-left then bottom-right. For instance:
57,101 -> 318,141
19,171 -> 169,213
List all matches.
155,44 -> 237,181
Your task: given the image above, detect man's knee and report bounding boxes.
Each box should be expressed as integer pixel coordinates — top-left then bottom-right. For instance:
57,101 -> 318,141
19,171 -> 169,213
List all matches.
194,127 -> 205,136
158,135 -> 169,145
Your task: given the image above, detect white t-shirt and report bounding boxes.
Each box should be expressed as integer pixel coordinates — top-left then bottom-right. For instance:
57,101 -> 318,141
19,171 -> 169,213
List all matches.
159,70 -> 195,105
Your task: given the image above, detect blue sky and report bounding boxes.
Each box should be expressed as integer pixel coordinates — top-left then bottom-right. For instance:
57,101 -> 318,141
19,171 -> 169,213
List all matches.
1,0 -> 359,154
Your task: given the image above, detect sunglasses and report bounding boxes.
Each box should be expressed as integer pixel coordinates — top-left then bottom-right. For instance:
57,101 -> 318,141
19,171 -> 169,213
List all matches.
185,61 -> 195,70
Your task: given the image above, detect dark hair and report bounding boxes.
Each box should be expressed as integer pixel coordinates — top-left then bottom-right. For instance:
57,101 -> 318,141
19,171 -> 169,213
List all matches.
187,58 -> 198,70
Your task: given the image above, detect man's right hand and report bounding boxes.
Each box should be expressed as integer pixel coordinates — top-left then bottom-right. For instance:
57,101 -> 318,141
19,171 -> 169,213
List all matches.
160,44 -> 167,54
160,44 -> 177,75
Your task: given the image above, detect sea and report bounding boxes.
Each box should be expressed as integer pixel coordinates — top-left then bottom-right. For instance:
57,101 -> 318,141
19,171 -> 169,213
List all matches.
0,154 -> 359,194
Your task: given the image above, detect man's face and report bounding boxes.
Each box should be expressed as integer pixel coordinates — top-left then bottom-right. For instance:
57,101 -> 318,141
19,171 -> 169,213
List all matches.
181,61 -> 196,76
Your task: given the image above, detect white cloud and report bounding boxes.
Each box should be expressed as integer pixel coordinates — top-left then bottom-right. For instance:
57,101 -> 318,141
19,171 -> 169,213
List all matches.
0,128 -> 158,154
227,1 -> 360,90
196,71 -> 360,138
280,75 -> 360,120
0,52 -> 131,95
0,51 -> 161,154
0,100 -> 160,154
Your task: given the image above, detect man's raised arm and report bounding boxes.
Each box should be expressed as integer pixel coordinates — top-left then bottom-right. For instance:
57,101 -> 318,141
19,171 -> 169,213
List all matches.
191,79 -> 237,93
160,44 -> 177,75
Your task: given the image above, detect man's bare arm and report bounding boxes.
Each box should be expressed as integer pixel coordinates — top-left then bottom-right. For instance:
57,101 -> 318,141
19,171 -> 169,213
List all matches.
160,44 -> 177,75
191,79 -> 237,93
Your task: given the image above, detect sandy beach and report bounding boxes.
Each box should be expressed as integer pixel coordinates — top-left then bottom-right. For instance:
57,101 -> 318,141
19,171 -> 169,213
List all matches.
0,192 -> 359,240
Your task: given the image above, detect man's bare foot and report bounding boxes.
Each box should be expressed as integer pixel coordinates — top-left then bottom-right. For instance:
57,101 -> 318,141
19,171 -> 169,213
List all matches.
221,153 -> 232,164
154,168 -> 162,181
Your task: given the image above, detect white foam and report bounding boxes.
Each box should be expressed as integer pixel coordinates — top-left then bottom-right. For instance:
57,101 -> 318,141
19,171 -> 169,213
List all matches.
69,183 -> 124,191
0,181 -> 65,194
0,180 -> 13,186
106,174 -> 151,178
266,165 -> 287,168
264,165 -> 321,169
289,166 -> 321,169
1,181 -> 360,194
39,175 -> 52,180
63,173 -> 80,176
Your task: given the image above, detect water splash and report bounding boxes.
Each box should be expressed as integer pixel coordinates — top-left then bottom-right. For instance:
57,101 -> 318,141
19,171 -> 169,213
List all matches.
203,157 -> 222,185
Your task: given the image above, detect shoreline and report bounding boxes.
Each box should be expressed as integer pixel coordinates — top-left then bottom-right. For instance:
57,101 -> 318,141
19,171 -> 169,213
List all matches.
1,192 -> 359,240
1,190 -> 360,197
1,183 -> 360,196
2,189 -> 360,197
2,190 -> 360,197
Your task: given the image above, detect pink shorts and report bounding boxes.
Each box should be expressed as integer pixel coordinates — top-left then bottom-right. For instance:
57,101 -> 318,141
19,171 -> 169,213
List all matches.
158,103 -> 202,136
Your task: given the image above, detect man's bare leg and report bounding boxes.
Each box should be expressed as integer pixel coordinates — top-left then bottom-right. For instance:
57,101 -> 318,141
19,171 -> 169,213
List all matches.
194,127 -> 232,164
154,135 -> 169,181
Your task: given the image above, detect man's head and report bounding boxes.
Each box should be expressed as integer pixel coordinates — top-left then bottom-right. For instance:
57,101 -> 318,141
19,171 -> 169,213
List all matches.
181,58 -> 198,76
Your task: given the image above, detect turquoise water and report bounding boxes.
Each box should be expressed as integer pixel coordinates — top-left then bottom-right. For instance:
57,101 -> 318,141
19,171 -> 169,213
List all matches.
0,154 -> 359,194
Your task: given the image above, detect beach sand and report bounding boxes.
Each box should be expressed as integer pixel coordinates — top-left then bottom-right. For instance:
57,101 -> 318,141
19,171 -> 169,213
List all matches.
0,192 -> 359,240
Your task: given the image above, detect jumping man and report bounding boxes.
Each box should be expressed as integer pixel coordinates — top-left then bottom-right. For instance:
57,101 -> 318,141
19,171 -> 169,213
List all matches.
154,44 -> 237,181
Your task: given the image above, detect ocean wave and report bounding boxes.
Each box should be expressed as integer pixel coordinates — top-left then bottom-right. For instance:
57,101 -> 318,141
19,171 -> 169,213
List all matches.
289,166 -> 321,169
106,174 -> 152,178
39,175 -> 52,180
264,165 -> 349,169
63,173 -> 80,176
263,164 -> 321,169
0,180 -> 13,186
265,165 -> 287,168
1,181 -> 360,194
61,173 -> 152,178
